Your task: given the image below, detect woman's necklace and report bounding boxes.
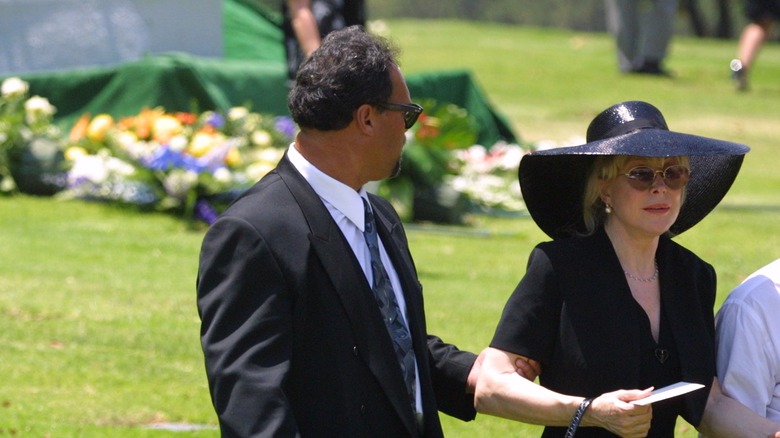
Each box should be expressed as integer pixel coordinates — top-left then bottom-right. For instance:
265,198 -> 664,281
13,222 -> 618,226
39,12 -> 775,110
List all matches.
624,260 -> 659,283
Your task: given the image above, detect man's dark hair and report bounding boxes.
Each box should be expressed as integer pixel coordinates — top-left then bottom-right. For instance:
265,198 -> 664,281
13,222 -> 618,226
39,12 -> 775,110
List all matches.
287,25 -> 399,131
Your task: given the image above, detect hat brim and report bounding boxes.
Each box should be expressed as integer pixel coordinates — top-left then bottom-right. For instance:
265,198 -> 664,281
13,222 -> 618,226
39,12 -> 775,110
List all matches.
519,129 -> 749,239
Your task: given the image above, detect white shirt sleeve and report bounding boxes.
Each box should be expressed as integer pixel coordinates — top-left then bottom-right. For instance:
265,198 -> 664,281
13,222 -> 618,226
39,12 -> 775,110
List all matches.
715,262 -> 780,422
716,299 -> 774,417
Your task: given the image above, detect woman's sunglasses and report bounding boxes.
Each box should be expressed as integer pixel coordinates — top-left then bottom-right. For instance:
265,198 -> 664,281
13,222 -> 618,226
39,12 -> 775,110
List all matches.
622,165 -> 690,190
377,102 -> 423,129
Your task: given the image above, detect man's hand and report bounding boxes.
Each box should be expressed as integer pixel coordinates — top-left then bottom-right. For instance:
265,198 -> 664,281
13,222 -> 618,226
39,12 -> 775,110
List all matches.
467,349 -> 542,394
466,348 -> 488,394
515,356 -> 541,381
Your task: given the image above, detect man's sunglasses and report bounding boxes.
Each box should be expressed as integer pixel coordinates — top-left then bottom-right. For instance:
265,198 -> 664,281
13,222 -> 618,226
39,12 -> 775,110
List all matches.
622,165 -> 690,190
377,102 -> 423,129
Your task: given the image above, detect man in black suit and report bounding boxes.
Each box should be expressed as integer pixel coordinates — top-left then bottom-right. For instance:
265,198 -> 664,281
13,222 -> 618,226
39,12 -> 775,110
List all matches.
197,26 -> 484,437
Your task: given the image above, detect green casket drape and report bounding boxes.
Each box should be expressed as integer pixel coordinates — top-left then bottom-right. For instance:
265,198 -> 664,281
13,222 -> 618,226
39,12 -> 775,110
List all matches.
2,0 -> 517,146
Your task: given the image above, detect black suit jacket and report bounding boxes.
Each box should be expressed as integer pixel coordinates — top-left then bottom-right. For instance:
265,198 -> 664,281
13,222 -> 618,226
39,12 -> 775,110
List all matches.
197,153 -> 477,437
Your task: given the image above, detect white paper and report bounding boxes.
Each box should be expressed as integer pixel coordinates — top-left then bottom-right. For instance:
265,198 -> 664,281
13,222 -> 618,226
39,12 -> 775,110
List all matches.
630,381 -> 705,406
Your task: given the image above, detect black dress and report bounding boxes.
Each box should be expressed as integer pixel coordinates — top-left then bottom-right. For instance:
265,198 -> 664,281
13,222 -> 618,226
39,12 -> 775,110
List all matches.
490,228 -> 716,437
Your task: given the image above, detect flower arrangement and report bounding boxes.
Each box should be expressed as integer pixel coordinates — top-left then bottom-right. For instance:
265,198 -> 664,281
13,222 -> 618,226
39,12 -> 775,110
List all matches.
0,77 -> 64,194
379,99 -> 529,222
451,142 -> 527,213
62,106 -> 296,224
2,77 -> 532,225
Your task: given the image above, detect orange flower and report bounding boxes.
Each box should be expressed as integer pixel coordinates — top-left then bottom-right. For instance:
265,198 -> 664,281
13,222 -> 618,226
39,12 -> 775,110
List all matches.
69,113 -> 91,143
175,112 -> 197,125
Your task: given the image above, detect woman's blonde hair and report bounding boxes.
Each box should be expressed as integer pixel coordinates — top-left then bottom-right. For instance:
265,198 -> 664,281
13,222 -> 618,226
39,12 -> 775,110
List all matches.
581,155 -> 690,235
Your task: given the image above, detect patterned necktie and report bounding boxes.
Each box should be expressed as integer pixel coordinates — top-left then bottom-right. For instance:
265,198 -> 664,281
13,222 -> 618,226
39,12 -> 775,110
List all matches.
362,198 -> 417,410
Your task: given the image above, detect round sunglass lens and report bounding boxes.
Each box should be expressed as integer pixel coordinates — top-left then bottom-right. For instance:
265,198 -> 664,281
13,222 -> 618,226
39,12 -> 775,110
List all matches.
630,168 -> 656,183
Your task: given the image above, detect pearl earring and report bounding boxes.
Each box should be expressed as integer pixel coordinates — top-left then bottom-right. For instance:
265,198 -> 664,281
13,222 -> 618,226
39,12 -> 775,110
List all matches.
605,204 -> 612,214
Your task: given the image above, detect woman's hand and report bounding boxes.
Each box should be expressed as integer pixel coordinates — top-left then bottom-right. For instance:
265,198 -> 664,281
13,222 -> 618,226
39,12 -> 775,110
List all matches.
583,388 -> 654,438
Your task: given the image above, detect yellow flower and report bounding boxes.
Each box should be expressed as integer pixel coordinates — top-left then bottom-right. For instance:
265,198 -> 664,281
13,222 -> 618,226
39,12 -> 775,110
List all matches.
152,115 -> 182,144
87,114 -> 115,142
64,146 -> 88,161
225,147 -> 241,167
189,131 -> 223,157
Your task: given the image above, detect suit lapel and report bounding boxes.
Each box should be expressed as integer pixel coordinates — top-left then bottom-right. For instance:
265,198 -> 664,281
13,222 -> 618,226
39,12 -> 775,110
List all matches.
276,156 -> 418,435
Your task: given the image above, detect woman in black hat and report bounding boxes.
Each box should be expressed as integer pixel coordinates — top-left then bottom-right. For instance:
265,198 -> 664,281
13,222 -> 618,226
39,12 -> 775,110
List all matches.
473,101 -> 780,437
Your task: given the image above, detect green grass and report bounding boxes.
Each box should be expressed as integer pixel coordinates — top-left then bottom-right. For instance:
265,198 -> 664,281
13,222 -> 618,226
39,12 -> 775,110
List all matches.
2,21 -> 780,436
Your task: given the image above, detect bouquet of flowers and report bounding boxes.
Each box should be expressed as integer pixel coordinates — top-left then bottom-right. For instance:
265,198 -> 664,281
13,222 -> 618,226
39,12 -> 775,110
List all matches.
3,77 -> 532,225
0,77 -> 65,194
62,106 -> 296,224
378,99 -> 530,222
452,142 -> 527,213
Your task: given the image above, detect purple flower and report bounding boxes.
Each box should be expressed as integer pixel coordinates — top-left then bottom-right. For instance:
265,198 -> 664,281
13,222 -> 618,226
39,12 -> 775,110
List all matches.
142,146 -> 188,171
207,112 -> 225,129
194,199 -> 219,224
274,116 -> 296,139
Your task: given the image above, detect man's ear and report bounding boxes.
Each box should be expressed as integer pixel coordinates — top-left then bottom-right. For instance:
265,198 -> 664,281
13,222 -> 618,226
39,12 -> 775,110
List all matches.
354,104 -> 375,135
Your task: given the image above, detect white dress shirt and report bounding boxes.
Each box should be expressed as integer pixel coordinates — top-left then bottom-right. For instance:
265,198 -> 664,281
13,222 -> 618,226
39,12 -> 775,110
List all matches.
287,145 -> 423,413
715,258 -> 780,421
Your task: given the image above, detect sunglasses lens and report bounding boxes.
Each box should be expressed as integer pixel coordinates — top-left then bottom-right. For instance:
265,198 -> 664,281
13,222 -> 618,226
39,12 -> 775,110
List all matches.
663,165 -> 689,189
628,167 -> 656,184
405,110 -> 421,129
625,165 -> 690,190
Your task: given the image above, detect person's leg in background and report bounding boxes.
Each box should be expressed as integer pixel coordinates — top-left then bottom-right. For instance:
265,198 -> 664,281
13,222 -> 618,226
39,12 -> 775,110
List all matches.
637,0 -> 678,75
730,0 -> 777,91
606,0 -> 641,73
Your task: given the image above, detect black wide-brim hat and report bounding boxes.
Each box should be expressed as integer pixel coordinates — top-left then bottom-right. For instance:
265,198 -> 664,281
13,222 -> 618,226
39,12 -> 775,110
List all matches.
519,101 -> 750,239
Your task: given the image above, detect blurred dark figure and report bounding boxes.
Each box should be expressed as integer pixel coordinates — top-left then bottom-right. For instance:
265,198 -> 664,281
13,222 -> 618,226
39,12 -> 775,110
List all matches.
729,0 -> 780,91
282,0 -> 366,81
605,0 -> 678,75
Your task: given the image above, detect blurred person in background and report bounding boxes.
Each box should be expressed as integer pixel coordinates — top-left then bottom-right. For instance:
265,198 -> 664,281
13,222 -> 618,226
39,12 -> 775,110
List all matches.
282,0 -> 366,81
605,0 -> 678,75
729,0 -> 780,90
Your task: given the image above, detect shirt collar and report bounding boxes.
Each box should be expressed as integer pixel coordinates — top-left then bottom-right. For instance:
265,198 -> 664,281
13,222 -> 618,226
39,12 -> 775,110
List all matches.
287,144 -> 368,231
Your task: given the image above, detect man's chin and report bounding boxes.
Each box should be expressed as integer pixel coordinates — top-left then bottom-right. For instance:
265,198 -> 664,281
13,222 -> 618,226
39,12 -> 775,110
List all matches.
389,158 -> 402,179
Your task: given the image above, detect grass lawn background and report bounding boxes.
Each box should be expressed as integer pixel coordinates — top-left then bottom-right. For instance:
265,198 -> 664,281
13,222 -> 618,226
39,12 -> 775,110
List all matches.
1,20 -> 779,436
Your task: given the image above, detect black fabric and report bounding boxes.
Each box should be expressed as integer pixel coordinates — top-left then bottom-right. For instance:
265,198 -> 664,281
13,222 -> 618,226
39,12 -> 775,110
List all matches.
197,154 -> 476,437
490,228 -> 716,437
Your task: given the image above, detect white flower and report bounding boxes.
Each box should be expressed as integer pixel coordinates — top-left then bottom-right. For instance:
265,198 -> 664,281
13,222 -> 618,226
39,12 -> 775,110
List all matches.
213,167 -> 232,184
168,134 -> 188,152
163,169 -> 198,199
24,96 -> 56,124
251,130 -> 272,148
68,153 -> 134,186
113,131 -> 143,157
1,77 -> 29,98
228,107 -> 249,121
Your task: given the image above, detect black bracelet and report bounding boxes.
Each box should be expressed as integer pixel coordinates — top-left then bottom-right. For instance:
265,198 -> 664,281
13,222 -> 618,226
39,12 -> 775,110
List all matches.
564,397 -> 594,438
